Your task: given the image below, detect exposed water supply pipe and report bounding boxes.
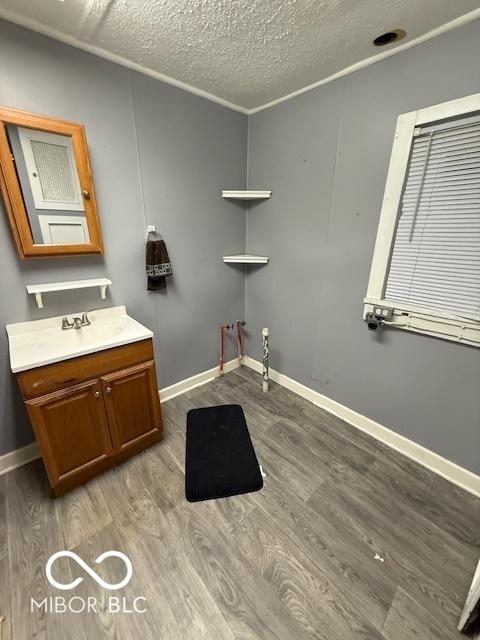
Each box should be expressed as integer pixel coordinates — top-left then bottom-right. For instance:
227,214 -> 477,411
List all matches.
219,321 -> 246,374
236,321 -> 246,366
219,323 -> 234,374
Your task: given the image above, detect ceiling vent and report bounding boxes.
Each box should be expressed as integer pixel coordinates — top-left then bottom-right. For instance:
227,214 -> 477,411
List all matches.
373,29 -> 407,47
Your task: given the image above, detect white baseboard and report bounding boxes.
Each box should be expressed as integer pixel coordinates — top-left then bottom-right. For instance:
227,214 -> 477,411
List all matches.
159,358 -> 240,402
3,355 -> 478,500
244,356 -> 480,499
0,358 -> 241,477
0,441 -> 40,477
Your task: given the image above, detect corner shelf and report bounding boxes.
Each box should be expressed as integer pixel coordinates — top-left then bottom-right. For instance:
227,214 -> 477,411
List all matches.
222,190 -> 271,200
223,254 -> 269,264
222,189 -> 271,265
26,278 -> 112,309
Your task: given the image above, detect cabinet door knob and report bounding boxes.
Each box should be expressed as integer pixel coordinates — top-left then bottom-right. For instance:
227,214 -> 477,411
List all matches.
94,390 -> 101,398
106,386 -> 112,393
82,189 -> 91,200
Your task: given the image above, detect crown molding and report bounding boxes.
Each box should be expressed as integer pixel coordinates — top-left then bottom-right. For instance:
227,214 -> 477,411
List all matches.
249,8 -> 480,114
0,8 -> 249,115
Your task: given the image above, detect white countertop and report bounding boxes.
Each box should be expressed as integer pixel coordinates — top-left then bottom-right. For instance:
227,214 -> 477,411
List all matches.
6,305 -> 153,373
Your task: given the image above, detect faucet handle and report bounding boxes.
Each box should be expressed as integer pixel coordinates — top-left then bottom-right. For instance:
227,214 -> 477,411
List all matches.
61,317 -> 73,330
81,312 -> 91,325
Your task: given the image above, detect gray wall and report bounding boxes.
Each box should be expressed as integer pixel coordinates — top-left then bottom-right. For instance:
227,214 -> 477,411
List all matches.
0,20 -> 247,456
1,17 -> 478,474
245,19 -> 480,474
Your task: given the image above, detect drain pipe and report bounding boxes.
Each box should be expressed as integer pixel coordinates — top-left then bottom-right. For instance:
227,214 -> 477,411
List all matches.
262,327 -> 269,392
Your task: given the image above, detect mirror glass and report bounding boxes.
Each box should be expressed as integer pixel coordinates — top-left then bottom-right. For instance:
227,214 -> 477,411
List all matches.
6,125 -> 89,245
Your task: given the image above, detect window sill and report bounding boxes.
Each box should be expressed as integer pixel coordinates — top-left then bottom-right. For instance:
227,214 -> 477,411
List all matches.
363,298 -> 480,348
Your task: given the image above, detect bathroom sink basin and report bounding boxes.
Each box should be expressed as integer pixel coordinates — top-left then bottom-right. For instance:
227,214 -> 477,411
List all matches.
38,324 -> 124,349
6,306 -> 153,373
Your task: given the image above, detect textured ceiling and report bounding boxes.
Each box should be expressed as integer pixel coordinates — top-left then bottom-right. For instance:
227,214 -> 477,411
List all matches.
0,0 -> 479,112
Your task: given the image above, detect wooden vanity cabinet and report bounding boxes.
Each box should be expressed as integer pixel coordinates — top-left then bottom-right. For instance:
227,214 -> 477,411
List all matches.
100,360 -> 162,460
26,379 -> 114,493
16,339 -> 163,496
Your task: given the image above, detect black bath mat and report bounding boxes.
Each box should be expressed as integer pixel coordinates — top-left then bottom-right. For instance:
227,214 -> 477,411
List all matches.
185,404 -> 263,502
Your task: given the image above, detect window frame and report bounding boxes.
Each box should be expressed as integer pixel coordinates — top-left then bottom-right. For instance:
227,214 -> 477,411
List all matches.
364,93 -> 480,348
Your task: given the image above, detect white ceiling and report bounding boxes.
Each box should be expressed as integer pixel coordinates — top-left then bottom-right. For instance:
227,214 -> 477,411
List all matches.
0,0 -> 479,113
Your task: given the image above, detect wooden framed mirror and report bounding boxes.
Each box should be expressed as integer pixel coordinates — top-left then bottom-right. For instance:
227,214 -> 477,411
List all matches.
0,106 -> 103,258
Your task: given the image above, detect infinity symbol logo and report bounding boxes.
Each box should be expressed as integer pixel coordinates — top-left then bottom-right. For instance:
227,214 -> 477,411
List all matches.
46,551 -> 133,591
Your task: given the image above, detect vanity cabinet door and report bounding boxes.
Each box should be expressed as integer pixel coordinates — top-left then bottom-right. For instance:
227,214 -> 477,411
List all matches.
26,379 -> 114,494
100,360 -> 163,460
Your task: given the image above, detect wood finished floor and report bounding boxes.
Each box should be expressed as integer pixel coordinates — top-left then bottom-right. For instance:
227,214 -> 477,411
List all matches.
1,367 -> 479,639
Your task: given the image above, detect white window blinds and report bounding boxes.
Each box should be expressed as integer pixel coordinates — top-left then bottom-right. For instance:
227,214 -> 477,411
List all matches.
385,115 -> 480,321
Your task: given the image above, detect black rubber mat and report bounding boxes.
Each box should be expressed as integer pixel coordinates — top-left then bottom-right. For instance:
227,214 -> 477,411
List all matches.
185,404 -> 263,502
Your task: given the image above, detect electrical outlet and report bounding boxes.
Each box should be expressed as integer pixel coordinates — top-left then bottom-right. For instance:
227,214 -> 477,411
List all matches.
373,306 -> 393,319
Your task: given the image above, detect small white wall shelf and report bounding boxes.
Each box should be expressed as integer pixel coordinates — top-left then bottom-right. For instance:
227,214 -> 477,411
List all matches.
223,254 -> 269,264
26,278 -> 112,309
222,190 -> 272,200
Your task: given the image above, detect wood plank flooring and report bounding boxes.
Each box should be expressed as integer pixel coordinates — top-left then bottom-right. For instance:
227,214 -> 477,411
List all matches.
1,367 -> 479,639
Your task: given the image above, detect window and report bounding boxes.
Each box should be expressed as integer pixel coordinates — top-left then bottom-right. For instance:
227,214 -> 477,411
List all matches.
365,94 -> 480,347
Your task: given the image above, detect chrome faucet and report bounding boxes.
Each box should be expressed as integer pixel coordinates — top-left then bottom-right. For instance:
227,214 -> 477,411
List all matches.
61,317 -> 73,330
61,313 -> 90,330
